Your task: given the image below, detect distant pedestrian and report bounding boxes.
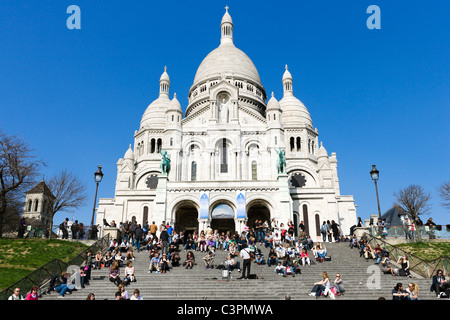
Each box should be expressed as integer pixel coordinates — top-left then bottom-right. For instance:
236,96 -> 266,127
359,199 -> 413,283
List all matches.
8,288 -> 24,300
25,286 -> 39,300
60,218 -> 69,239
18,218 -> 26,238
238,244 -> 254,279
130,289 -> 143,300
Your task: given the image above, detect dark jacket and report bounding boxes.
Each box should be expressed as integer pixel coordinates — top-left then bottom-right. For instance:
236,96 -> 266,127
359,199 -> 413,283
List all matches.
160,230 -> 169,242
135,227 -> 143,240
430,274 -> 446,292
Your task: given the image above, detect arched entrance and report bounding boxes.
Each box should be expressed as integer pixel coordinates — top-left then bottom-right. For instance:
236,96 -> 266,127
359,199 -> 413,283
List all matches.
174,202 -> 198,236
210,203 -> 235,234
247,201 -> 271,231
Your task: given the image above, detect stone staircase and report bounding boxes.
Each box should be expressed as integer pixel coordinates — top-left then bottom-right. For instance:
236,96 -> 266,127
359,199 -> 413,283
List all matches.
41,241 -> 439,300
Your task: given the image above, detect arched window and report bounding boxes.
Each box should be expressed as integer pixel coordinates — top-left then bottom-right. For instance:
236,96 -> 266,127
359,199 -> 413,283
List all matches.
315,213 -> 321,237
290,137 -> 295,151
170,138 -> 173,146
251,161 -> 257,180
157,138 -> 162,153
143,206 -> 148,226
150,139 -> 156,153
274,136 -> 278,145
296,137 -> 301,151
34,200 -> 39,211
303,204 -> 310,236
191,161 -> 197,181
220,138 -> 228,173
28,200 -> 32,212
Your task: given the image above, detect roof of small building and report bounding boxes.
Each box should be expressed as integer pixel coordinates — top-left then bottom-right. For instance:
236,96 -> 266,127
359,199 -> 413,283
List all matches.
25,180 -> 55,198
381,204 -> 409,226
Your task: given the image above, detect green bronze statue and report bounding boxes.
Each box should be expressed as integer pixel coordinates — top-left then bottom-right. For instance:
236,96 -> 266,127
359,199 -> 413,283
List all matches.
160,149 -> 171,175
276,148 -> 286,174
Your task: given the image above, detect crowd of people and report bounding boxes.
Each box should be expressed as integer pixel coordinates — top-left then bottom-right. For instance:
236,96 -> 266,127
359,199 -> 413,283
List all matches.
370,216 -> 442,240
348,227 -> 450,300
96,218 -> 347,298
8,216 -> 448,300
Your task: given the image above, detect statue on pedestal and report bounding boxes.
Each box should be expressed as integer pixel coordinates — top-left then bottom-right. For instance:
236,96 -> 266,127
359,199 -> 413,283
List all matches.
276,148 -> 286,174
160,149 -> 171,175
218,96 -> 229,123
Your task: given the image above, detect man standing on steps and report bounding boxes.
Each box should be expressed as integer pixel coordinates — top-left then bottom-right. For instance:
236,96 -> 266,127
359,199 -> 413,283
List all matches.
160,227 -> 170,256
135,224 -> 143,252
238,243 -> 254,280
150,221 -> 158,238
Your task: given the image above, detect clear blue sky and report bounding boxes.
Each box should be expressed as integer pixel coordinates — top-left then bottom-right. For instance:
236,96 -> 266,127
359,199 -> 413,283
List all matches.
1,0 -> 449,227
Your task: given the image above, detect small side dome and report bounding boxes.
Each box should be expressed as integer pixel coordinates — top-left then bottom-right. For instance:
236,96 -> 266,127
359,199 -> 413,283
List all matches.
317,142 -> 328,158
221,6 -> 233,24
167,93 -> 182,112
124,144 -> 134,160
266,92 -> 280,110
140,97 -> 169,129
282,64 -> 293,81
160,66 -> 170,82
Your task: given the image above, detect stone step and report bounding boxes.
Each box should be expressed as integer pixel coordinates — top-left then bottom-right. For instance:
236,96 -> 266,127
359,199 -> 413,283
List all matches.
40,242 -> 439,300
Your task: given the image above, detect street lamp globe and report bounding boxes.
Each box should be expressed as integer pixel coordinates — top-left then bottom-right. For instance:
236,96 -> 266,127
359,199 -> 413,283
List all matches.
370,164 -> 379,181
94,165 -> 103,183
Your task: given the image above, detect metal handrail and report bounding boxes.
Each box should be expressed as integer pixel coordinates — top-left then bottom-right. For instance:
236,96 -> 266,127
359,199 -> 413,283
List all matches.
366,234 -> 449,278
367,225 -> 450,240
0,234 -> 110,300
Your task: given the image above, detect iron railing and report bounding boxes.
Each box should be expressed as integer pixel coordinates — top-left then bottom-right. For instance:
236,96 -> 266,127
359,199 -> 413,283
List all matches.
367,225 -> 450,241
367,234 -> 449,278
20,224 -> 102,241
0,234 -> 110,300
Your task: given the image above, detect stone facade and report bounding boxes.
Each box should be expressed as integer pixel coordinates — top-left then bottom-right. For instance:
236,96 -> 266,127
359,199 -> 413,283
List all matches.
96,7 -> 357,241
23,180 -> 54,227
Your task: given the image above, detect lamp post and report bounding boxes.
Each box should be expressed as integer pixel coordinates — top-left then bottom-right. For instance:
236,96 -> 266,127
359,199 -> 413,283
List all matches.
370,164 -> 382,219
90,165 -> 103,232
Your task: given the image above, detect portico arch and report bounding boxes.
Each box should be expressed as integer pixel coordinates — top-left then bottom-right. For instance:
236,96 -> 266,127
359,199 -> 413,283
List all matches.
210,202 -> 236,234
246,198 -> 272,231
173,200 -> 199,235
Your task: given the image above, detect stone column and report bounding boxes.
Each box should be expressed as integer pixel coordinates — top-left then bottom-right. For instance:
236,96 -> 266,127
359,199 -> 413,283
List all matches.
153,175 -> 168,225
242,151 -> 249,180
277,173 -> 292,223
198,218 -> 209,233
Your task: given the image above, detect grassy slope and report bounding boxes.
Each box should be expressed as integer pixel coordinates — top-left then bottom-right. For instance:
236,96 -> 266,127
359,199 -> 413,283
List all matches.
396,242 -> 450,261
0,238 -> 88,290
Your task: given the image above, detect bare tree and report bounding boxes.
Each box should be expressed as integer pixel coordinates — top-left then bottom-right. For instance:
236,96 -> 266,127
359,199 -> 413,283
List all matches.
0,130 -> 43,236
438,180 -> 450,209
47,169 -> 88,236
394,184 -> 432,241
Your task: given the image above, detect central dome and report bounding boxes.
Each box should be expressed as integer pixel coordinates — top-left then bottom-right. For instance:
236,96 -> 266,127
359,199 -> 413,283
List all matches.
191,7 -> 262,88
193,42 -> 261,86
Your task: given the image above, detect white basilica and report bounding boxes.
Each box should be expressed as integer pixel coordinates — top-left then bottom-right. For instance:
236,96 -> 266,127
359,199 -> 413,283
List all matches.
96,7 -> 357,240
